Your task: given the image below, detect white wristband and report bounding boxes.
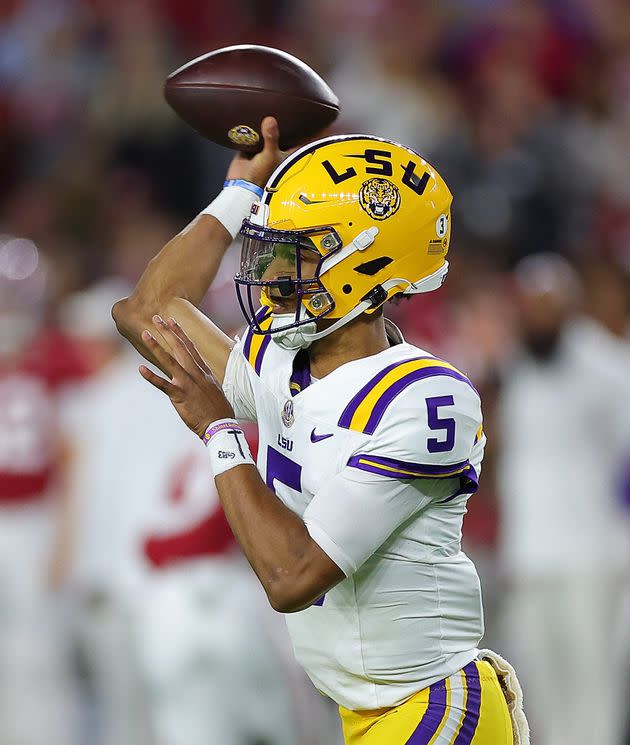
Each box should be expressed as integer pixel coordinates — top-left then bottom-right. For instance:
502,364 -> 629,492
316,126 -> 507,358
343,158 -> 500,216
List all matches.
203,418 -> 255,477
201,180 -> 264,239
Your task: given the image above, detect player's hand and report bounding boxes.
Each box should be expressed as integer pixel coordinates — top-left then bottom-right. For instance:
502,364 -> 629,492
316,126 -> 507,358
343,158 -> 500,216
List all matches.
226,116 -> 283,187
138,315 -> 234,438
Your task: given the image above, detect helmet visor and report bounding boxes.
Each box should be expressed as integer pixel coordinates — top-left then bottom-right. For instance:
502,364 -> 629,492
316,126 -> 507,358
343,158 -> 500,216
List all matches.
235,220 -> 339,334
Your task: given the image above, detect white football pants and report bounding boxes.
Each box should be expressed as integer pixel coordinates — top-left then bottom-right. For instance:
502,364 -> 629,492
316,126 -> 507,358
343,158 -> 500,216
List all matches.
501,577 -> 627,745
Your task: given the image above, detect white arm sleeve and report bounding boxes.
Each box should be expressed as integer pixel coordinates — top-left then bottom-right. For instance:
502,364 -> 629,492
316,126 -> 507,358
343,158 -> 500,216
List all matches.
303,466 -> 458,576
221,340 -> 257,422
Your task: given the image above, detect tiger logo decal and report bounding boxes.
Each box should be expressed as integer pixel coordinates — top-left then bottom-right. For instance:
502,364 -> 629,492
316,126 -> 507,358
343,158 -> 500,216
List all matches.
359,177 -> 401,221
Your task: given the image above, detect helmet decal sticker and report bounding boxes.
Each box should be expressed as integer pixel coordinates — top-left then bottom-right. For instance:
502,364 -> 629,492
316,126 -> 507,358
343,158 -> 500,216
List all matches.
359,178 -> 401,221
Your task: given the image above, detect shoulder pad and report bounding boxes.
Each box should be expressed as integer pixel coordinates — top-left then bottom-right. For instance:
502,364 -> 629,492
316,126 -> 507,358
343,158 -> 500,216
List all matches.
338,355 -> 477,435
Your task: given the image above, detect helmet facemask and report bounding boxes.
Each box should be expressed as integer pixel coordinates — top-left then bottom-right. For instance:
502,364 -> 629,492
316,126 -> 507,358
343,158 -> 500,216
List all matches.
235,220 -> 341,336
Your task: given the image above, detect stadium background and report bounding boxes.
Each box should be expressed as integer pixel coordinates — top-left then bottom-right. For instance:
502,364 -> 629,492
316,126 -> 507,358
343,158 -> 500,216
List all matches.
1,1 -> 630,744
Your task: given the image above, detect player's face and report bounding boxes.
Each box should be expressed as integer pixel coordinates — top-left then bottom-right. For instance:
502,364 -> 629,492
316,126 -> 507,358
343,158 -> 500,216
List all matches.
236,223 -> 334,332
517,290 -> 569,360
260,242 -> 319,312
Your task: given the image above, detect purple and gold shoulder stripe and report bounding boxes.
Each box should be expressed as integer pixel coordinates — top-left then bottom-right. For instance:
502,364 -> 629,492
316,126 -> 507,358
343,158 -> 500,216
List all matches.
242,308 -> 273,375
338,356 -> 477,435
347,453 -> 479,497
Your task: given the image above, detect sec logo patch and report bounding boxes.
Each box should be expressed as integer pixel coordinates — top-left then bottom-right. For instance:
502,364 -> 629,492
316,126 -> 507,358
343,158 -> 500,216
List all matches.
228,125 -> 260,146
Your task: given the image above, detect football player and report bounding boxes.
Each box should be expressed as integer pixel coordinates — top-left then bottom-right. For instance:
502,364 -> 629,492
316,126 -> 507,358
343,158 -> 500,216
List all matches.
0,259 -> 87,745
113,118 -> 528,744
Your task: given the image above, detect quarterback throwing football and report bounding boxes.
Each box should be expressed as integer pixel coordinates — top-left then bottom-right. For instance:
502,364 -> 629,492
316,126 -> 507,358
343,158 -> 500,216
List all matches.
113,118 -> 528,744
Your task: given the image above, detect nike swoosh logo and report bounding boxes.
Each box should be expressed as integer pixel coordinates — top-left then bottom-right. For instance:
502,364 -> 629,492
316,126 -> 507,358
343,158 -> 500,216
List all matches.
310,428 -> 334,443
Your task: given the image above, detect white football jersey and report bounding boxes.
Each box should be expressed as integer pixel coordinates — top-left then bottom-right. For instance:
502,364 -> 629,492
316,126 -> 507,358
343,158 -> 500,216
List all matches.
223,315 -> 485,710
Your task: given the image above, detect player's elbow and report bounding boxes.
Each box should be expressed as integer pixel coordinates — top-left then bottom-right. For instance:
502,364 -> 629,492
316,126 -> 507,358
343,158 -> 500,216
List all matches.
265,566 -> 336,614
266,539 -> 345,613
267,592 -> 292,614
112,295 -> 152,342
266,584 -> 313,614
263,564 -> 314,613
111,296 -> 134,336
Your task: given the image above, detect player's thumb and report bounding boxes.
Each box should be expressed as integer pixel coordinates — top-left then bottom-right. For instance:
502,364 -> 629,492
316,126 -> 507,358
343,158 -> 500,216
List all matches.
261,116 -> 281,154
245,117 -> 283,186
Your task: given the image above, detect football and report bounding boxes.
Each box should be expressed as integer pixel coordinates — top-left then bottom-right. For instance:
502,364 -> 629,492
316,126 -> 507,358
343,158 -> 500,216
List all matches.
164,45 -> 340,153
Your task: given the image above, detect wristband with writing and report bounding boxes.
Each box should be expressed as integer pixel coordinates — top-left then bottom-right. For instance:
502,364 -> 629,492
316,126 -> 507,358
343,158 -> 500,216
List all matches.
203,418 -> 256,477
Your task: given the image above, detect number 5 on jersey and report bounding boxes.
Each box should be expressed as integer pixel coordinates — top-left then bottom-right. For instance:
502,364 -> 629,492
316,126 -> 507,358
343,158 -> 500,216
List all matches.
426,396 -> 456,453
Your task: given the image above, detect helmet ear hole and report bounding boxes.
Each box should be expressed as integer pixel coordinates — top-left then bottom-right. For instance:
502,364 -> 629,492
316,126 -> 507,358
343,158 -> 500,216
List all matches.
342,284 -> 352,294
354,257 -> 393,276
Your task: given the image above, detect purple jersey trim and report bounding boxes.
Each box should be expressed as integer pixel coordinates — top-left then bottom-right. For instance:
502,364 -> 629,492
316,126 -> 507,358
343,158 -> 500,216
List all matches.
289,349 -> 311,397
242,308 -> 272,376
242,328 -> 254,361
242,307 -> 268,360
438,464 -> 479,501
406,678 -> 448,744
453,662 -> 482,745
347,453 -> 469,478
347,454 -> 479,495
254,334 -> 271,375
338,357 -> 432,428
338,357 -> 476,434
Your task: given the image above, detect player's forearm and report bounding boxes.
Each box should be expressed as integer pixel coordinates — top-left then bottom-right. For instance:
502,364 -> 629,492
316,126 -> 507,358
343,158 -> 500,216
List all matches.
215,465 -> 338,612
112,215 -> 231,338
111,215 -> 235,374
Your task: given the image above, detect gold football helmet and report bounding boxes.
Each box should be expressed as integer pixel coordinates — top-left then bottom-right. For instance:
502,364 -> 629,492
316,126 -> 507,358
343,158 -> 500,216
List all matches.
235,134 -> 452,349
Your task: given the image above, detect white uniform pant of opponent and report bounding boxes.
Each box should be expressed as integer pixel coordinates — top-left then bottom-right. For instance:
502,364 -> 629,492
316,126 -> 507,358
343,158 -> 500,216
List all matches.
0,503 -> 79,745
502,577 -> 626,745
73,592 -> 153,745
134,560 -> 304,745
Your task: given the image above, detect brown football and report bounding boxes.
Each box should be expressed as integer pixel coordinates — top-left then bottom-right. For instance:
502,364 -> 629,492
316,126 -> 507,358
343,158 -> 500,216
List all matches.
164,45 -> 340,153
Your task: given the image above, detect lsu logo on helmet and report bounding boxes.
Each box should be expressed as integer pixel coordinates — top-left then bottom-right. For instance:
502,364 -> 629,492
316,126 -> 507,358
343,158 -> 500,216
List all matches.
359,178 -> 401,220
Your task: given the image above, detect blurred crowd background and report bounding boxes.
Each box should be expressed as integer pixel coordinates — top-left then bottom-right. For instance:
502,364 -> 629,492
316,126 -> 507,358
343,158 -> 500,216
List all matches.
1,0 -> 630,744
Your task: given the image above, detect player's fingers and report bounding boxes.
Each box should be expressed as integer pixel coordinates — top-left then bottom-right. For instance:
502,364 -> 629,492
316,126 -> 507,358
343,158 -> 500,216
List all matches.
138,364 -> 176,396
151,316 -> 199,376
141,329 -> 180,378
261,116 -> 281,153
152,314 -> 177,353
166,317 -> 212,375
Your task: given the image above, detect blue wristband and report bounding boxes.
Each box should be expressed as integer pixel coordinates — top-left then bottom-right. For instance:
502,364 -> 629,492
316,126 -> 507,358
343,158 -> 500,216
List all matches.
223,179 -> 264,198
